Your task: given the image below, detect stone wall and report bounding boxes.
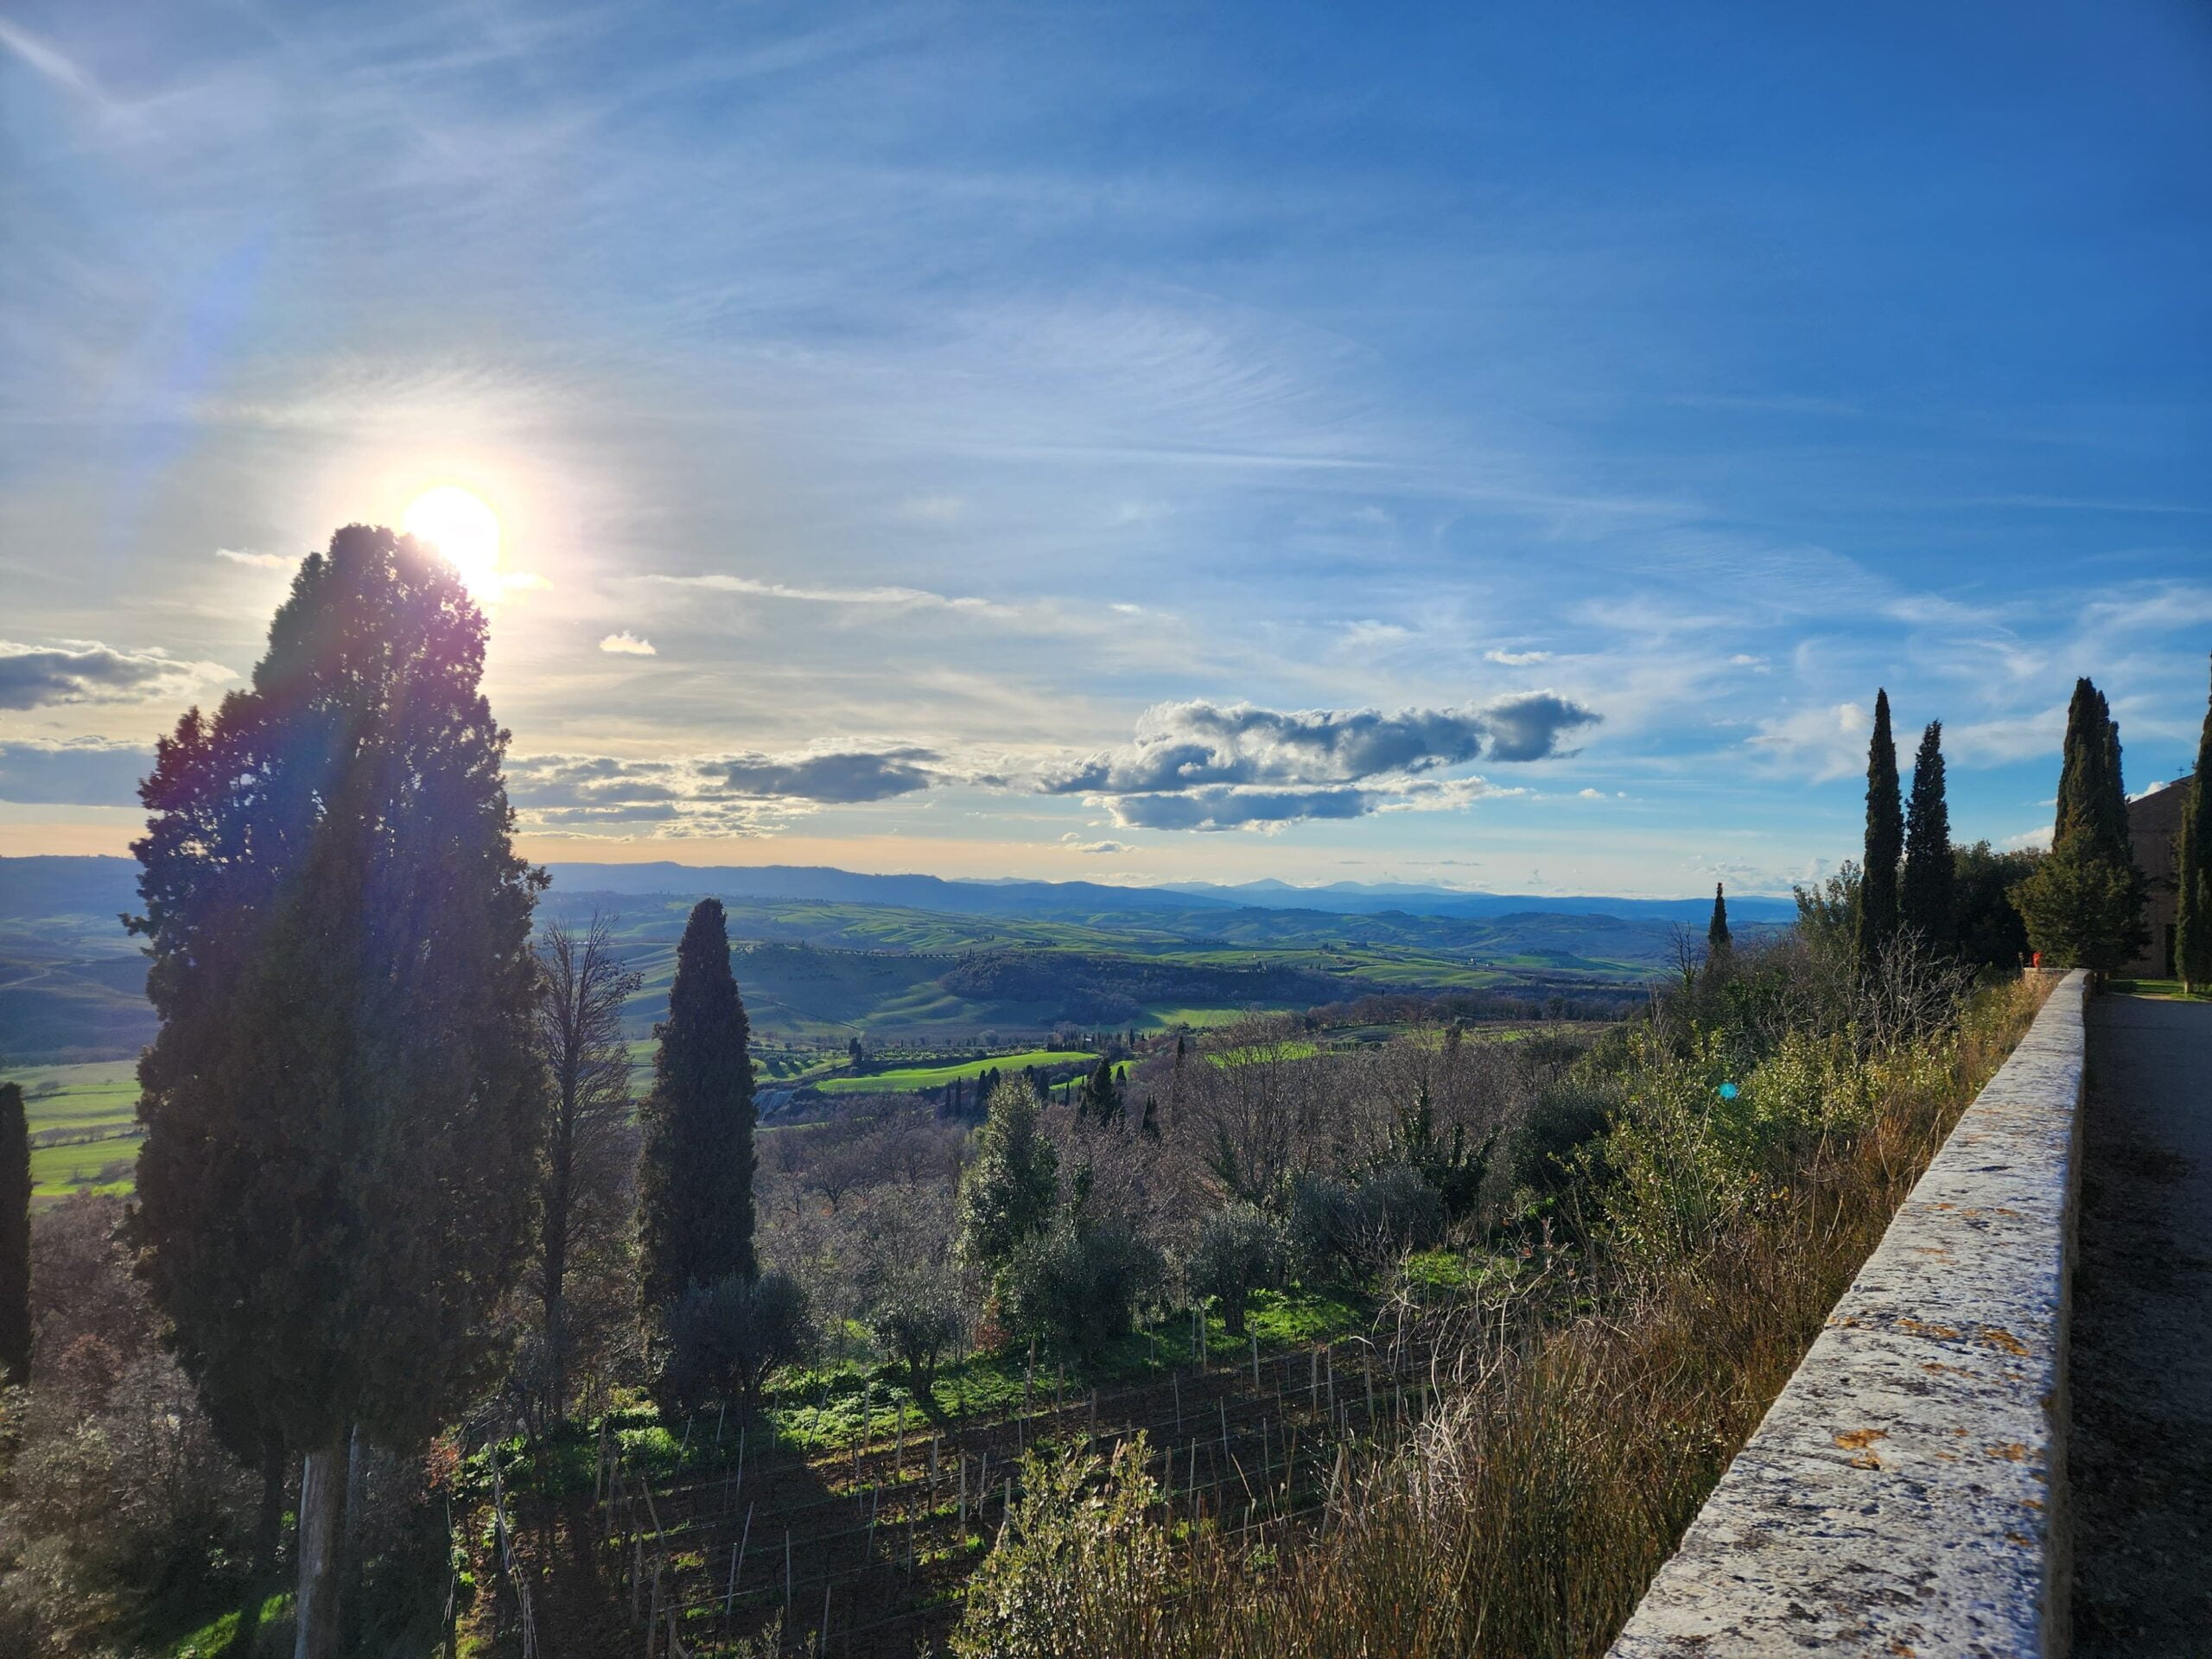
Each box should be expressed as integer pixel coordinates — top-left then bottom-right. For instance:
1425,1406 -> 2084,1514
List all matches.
1607,969 -> 2086,1659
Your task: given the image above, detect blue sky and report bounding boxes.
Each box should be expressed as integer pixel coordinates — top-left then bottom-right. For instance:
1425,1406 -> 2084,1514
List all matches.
3,1 -> 2208,893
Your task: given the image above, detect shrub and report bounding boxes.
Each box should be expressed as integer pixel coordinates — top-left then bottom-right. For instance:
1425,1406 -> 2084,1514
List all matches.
1285,1166 -> 1444,1284
1186,1204 -> 1287,1337
950,1436 -> 1173,1659
660,1271 -> 812,1416
1284,1173 -> 1355,1283
866,1261 -> 966,1395
1000,1218 -> 1162,1364
1346,1165 -> 1446,1272
1510,1078 -> 1618,1195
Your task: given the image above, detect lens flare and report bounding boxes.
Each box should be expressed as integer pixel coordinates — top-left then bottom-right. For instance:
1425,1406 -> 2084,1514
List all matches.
402,486 -> 501,598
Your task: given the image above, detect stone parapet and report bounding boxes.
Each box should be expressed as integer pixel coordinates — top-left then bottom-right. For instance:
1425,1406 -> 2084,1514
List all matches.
1608,969 -> 2087,1659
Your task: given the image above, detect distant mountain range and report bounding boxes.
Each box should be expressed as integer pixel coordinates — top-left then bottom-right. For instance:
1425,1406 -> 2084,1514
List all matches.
0,855 -> 1801,931
539,861 -> 1802,925
1,855 -> 1783,1062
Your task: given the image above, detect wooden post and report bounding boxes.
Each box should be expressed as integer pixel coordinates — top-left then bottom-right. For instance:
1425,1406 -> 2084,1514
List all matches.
1251,1329 -> 1261,1389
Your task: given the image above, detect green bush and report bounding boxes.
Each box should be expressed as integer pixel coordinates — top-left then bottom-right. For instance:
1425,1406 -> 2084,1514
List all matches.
950,1436 -> 1173,1659
1186,1204 -> 1287,1338
1511,1078 -> 1618,1194
660,1271 -> 812,1415
999,1218 -> 1161,1364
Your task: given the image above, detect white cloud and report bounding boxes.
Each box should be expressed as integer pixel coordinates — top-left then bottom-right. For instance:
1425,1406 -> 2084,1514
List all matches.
215,548 -> 296,569
1484,647 -> 1551,666
0,639 -> 233,710
1043,693 -> 1598,798
1060,833 -> 1132,855
599,630 -> 658,655
1746,701 -> 1872,781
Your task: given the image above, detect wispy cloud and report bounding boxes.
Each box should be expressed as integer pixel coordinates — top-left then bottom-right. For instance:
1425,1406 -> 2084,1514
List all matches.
642,573 -> 1012,615
599,630 -> 657,655
216,548 -> 295,569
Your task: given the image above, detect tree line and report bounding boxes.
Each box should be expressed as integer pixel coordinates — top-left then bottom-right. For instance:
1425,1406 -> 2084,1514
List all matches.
1835,667 -> 2212,982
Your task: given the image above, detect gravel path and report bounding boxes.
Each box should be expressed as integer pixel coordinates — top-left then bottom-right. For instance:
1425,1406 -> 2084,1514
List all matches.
2071,991 -> 2212,1656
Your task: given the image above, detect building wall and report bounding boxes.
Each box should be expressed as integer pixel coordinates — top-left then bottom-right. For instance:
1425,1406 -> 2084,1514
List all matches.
2124,775 -> 2192,978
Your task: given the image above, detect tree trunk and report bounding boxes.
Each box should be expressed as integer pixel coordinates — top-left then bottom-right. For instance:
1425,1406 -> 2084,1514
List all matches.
544,1147 -> 570,1424
294,1436 -> 350,1659
256,1434 -> 288,1573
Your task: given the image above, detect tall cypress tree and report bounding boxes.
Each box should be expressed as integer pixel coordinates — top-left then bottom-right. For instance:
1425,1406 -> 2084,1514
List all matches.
1901,720 -> 1955,949
0,1081 -> 28,1385
1706,883 -> 1731,954
2015,676 -> 2147,972
130,525 -> 543,1657
638,898 -> 758,1313
2177,657 -> 2212,993
1856,689 -> 1903,969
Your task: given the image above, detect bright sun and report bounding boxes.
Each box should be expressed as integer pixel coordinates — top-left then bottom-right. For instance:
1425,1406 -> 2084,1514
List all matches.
403,486 -> 502,597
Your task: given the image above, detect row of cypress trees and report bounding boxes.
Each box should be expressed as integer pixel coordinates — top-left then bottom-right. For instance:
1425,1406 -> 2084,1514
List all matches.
1854,690 -> 1960,966
1853,669 -> 2212,980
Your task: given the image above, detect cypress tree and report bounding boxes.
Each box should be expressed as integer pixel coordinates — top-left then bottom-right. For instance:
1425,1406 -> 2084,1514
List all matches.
130,525 -> 543,1656
2178,658 -> 2212,992
1901,720 -> 1955,949
1706,883 -> 1731,954
1081,1057 -> 1120,1122
2015,676 -> 2147,971
1856,689 -> 1904,969
0,1081 -> 28,1385
639,899 -> 758,1313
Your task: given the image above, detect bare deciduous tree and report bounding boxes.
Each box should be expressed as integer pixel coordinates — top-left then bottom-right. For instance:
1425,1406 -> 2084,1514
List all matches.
532,916 -> 640,1422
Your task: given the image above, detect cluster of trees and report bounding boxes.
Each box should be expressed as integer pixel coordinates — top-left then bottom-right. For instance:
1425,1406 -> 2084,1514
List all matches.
0,529 -> 796,1656
1827,689 -> 2043,978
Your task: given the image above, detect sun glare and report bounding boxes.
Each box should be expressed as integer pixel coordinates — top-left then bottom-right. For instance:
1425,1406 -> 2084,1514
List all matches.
403,486 -> 502,598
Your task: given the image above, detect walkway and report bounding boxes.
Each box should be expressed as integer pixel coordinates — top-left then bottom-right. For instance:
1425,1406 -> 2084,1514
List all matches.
2072,991 -> 2212,1655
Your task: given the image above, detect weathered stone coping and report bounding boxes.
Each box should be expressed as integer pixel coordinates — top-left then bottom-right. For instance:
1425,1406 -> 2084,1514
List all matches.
1608,969 -> 2086,1659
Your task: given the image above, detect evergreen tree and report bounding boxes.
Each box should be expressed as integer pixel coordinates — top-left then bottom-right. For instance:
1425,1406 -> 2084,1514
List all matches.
2176,657 -> 2212,992
129,524 -> 543,1656
639,899 -> 758,1313
956,1077 -> 1058,1277
1901,720 -> 1955,950
2014,677 -> 2147,972
0,1081 -> 28,1385
1855,689 -> 1903,969
1080,1057 -> 1120,1123
1952,842 -> 2038,971
1706,883 -> 1731,955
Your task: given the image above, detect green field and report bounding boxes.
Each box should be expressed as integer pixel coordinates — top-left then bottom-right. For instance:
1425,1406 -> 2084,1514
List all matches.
814,1047 -> 1097,1095
5,1058 -> 141,1202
